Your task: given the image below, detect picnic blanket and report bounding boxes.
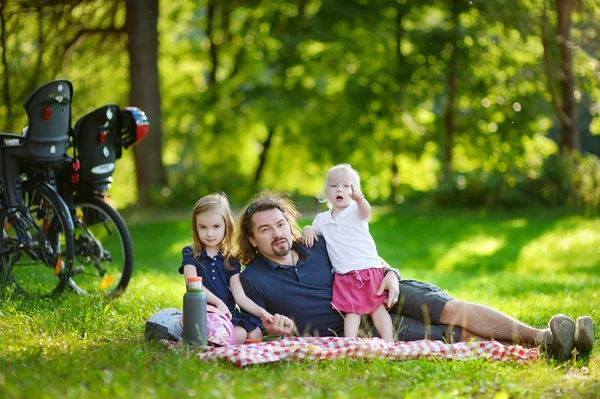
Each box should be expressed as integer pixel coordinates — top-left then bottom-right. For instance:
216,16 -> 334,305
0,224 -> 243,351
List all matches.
163,336 -> 539,367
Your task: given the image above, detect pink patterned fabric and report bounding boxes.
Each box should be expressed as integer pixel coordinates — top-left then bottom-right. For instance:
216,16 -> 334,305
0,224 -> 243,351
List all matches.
163,336 -> 539,367
332,268 -> 387,314
205,305 -> 236,347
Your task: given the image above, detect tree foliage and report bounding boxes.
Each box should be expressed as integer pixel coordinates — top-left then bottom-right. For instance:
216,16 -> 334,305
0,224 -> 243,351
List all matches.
1,0 -> 599,207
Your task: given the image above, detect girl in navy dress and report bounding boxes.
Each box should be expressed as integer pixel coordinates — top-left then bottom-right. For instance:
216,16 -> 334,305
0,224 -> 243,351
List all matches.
179,193 -> 273,344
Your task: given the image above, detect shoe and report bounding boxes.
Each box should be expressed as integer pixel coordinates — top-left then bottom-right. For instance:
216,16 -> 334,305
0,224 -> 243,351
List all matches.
574,316 -> 594,354
536,328 -> 552,352
549,314 -> 575,361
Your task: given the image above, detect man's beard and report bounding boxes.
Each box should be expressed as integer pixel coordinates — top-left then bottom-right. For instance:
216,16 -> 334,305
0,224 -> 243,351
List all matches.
271,237 -> 291,257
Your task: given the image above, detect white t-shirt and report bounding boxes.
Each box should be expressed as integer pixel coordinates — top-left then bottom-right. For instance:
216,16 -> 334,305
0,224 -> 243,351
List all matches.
311,202 -> 381,274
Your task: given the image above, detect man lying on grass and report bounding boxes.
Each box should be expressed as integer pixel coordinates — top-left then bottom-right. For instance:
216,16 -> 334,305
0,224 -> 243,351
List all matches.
236,191 -> 594,361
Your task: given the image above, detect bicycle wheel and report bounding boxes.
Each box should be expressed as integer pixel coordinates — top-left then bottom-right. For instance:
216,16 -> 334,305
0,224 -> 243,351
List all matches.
68,197 -> 133,297
0,181 -> 74,298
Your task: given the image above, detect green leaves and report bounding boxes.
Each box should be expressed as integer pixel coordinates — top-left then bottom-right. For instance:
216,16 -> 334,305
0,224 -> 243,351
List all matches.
2,0 -> 599,206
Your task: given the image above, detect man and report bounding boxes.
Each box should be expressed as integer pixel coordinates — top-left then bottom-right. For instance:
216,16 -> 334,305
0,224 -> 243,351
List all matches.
237,192 -> 594,360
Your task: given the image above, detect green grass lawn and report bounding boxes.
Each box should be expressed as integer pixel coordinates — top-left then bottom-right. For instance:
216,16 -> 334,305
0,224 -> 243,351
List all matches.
1,205 -> 599,398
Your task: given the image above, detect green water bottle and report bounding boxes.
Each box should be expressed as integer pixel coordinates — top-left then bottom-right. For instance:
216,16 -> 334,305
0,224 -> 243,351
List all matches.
183,276 -> 207,346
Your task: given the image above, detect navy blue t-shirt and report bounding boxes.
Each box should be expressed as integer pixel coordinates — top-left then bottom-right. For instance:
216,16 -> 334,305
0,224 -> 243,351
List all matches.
179,246 -> 239,311
240,238 -> 344,337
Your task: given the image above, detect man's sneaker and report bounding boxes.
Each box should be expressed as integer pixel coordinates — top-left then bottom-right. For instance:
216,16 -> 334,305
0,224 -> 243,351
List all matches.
574,316 -> 594,354
549,314 -> 576,361
536,328 -> 552,352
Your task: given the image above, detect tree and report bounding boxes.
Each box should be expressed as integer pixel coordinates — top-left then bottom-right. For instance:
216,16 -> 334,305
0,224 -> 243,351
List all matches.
542,0 -> 579,153
125,0 -> 167,206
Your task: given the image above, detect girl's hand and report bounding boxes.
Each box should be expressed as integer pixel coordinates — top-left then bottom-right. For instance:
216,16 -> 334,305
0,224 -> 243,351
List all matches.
215,301 -> 232,319
350,184 -> 364,202
302,226 -> 318,248
260,309 -> 275,324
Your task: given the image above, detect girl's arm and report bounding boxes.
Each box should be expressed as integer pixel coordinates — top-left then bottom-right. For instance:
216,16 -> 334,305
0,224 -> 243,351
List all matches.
182,264 -> 231,318
230,274 -> 274,323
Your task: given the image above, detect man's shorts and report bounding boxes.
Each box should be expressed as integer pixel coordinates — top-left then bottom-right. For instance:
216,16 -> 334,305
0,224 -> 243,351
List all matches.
393,279 -> 452,324
390,279 -> 460,342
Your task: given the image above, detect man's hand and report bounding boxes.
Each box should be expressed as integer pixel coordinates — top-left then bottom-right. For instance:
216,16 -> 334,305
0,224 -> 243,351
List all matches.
377,270 -> 400,308
302,226 -> 318,248
350,184 -> 365,202
262,313 -> 294,336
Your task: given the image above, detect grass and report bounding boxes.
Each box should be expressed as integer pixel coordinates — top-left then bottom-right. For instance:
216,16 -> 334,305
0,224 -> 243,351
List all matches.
1,204 -> 599,398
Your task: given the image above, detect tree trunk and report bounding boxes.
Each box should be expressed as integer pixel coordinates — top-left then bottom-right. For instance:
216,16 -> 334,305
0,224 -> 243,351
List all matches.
253,126 -> 276,185
556,0 -> 579,153
0,2 -> 14,133
443,0 -> 460,180
125,0 -> 166,206
391,3 -> 410,202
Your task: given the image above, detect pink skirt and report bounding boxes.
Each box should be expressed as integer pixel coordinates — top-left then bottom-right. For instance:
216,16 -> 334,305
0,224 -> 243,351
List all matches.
331,268 -> 388,314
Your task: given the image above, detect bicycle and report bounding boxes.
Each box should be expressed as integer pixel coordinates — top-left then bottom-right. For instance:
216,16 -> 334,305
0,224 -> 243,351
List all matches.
0,79 -> 75,298
57,104 -> 149,298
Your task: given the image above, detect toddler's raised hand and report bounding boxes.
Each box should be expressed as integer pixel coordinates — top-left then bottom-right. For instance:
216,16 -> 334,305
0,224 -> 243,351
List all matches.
302,226 -> 318,248
350,184 -> 364,202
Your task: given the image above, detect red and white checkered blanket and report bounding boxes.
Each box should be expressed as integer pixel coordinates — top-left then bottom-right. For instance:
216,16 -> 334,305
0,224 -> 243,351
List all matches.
164,337 -> 539,367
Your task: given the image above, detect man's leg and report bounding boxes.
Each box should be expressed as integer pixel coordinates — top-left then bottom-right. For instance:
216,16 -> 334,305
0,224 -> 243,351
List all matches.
439,299 -> 581,359
390,279 -> 555,347
439,299 -> 545,345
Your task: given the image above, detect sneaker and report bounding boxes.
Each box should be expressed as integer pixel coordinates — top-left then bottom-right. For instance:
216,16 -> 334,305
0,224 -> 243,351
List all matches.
574,316 -> 594,354
536,328 -> 552,352
549,314 -> 576,361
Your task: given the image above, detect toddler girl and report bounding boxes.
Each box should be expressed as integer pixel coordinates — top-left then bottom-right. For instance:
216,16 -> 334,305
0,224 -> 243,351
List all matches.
179,193 -> 273,344
302,164 -> 394,342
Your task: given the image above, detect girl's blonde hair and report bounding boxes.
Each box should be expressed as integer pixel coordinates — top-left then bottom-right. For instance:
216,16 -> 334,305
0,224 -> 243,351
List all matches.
316,163 -> 361,203
191,192 -> 236,270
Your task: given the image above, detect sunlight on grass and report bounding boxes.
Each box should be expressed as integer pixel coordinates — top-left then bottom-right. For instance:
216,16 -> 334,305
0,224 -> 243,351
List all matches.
435,236 -> 505,272
505,218 -> 527,229
2,207 -> 599,398
127,272 -> 184,308
169,239 -> 192,258
516,218 -> 600,275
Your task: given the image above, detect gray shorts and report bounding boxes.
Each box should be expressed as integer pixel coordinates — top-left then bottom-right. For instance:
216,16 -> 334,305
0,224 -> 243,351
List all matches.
359,279 -> 461,342
394,279 -> 453,324
384,279 -> 461,342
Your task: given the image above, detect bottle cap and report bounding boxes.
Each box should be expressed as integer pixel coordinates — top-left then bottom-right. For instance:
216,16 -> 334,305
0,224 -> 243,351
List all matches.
187,277 -> 203,282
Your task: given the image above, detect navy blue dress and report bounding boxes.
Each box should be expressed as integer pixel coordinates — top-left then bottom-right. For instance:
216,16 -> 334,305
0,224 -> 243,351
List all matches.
179,246 -> 263,332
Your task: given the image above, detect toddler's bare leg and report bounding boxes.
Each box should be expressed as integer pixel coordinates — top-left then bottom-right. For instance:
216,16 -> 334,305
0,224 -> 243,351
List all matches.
344,313 -> 361,338
371,304 -> 394,342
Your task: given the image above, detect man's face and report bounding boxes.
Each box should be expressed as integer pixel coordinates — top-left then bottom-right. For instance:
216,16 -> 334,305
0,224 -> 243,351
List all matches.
248,208 -> 293,259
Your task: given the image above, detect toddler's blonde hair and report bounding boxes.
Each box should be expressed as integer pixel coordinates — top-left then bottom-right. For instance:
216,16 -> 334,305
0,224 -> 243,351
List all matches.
316,163 -> 361,203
